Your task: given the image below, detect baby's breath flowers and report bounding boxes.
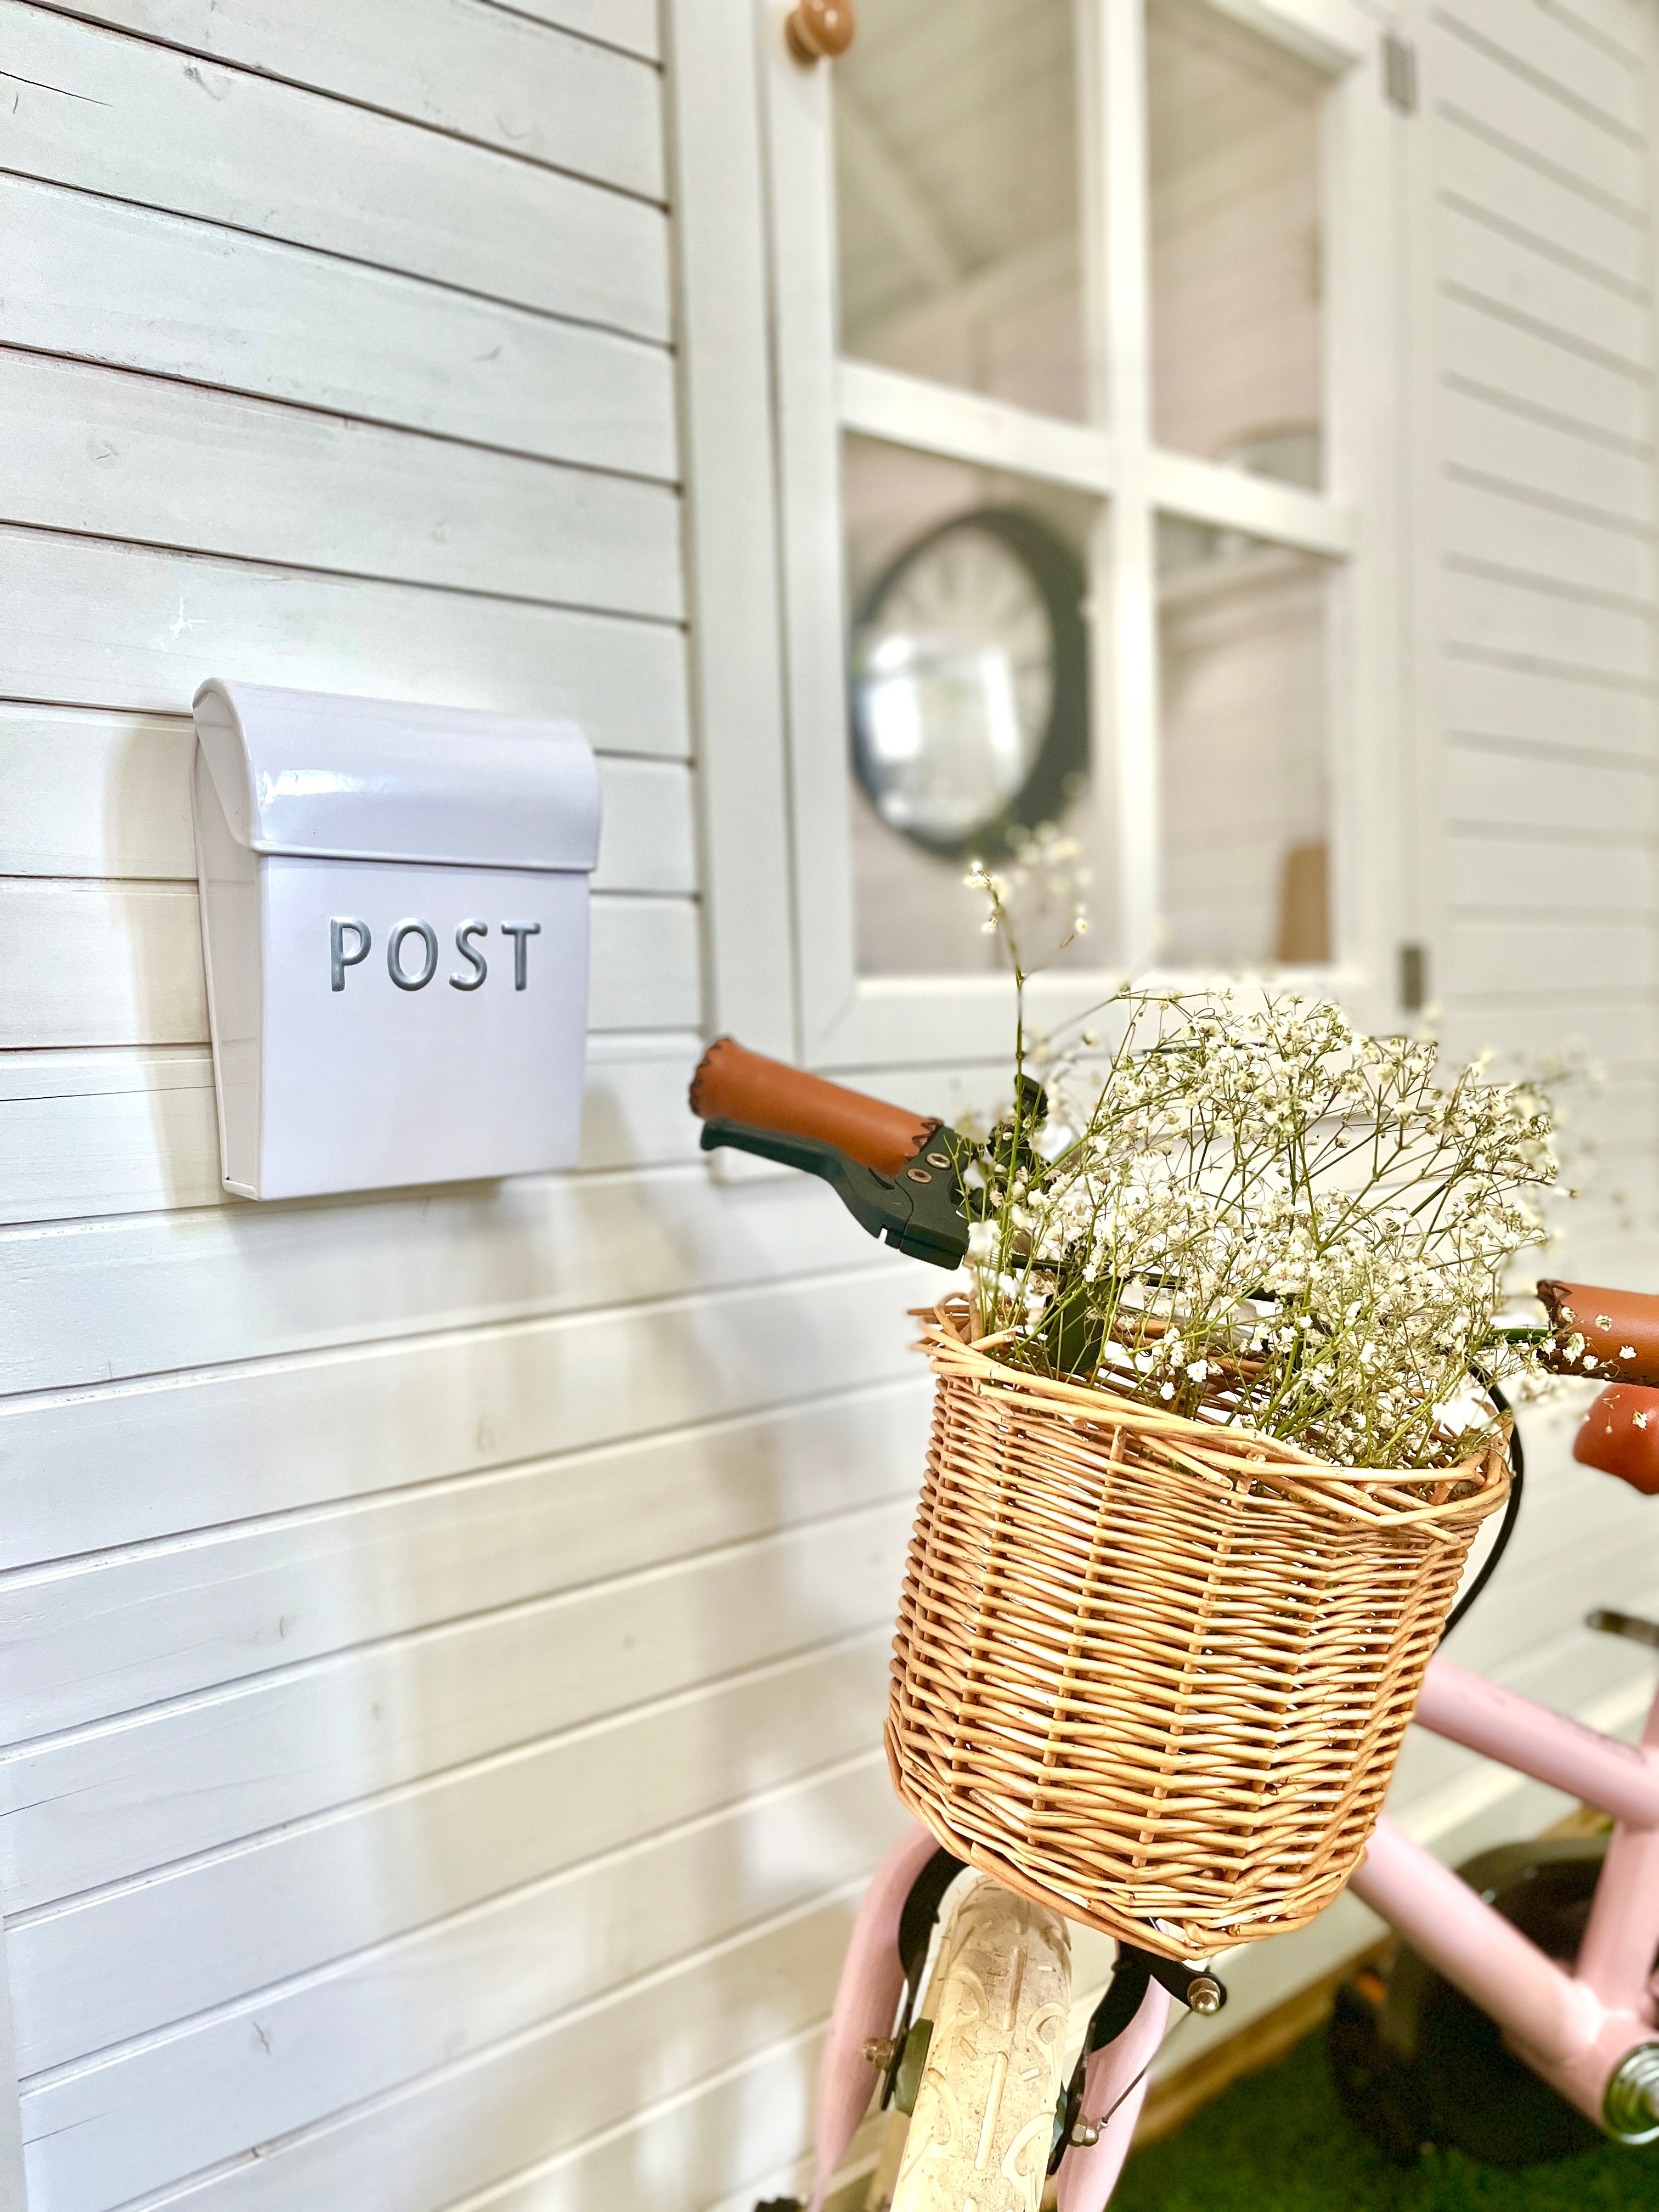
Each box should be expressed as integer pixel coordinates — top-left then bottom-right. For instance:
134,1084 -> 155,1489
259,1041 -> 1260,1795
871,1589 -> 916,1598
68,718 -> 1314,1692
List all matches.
953,856 -> 1558,1468
963,826 -> 1090,973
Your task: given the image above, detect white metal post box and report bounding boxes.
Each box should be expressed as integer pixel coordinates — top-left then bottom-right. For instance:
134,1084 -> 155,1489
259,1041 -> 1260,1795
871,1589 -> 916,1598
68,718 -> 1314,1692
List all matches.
191,679 -> 602,1201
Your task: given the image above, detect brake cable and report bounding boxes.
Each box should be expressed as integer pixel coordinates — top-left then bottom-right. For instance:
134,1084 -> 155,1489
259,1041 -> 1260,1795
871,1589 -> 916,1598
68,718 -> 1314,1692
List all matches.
1438,1374 -> 1524,1644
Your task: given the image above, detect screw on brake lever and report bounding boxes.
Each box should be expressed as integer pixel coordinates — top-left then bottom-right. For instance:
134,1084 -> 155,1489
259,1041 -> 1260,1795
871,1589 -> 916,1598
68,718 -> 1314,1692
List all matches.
698,1118 -> 969,1269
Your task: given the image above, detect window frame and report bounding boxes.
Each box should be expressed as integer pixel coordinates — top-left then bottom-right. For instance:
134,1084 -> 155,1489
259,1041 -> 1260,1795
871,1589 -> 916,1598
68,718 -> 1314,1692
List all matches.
675,0 -> 1410,1076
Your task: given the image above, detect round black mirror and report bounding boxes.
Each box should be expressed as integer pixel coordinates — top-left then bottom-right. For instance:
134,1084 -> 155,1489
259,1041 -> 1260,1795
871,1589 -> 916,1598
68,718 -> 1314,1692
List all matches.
850,506 -> 1088,861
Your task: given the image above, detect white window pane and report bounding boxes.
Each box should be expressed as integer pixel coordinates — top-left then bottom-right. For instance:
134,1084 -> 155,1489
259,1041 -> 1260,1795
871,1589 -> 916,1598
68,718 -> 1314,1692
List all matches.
844,435 -> 1109,974
1148,0 -> 1325,487
1157,518 -> 1332,967
834,0 -> 1088,420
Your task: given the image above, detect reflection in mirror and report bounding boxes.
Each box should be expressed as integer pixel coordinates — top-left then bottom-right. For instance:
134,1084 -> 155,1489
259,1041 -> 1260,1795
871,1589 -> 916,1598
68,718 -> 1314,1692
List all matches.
1157,516 -> 1332,969
833,0 -> 1087,419
844,437 -> 1107,975
1148,0 -> 1325,485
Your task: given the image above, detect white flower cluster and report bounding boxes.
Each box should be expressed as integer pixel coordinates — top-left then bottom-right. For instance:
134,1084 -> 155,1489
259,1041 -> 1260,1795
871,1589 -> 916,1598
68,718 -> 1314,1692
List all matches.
964,989 -> 1558,1470
963,825 -> 1091,983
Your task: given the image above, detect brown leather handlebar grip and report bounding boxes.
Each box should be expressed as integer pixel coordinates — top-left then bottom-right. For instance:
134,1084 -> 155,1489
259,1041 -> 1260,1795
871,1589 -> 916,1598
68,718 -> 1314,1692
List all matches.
1573,1385 -> 1659,1496
689,1037 -> 939,1178
1538,1280 -> 1659,1387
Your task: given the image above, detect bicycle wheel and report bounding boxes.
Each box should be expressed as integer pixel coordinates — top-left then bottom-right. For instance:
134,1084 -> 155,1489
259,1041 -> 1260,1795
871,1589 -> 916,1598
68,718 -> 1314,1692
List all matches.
887,1874 -> 1072,2212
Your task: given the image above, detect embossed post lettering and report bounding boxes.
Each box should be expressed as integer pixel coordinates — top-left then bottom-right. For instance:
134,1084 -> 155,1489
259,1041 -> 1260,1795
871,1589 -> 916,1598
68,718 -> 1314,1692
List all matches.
450,921 -> 489,991
331,917 -> 534,992
500,921 -> 541,990
387,919 -> 440,991
330,918 -> 371,991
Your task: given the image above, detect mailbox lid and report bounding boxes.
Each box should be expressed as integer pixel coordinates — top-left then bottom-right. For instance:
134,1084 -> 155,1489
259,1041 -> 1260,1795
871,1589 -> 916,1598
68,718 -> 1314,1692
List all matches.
193,679 -> 601,872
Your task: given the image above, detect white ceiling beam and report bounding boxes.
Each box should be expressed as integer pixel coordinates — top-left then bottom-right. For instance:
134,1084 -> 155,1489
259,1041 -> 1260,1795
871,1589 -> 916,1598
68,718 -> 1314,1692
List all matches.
832,81 -> 963,296
852,229 -> 1080,371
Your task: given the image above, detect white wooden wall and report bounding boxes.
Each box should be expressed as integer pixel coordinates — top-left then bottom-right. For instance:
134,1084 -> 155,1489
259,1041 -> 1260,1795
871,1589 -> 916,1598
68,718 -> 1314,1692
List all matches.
3,3 -> 1659,2209
0,5 -> 930,2207
1414,0 -> 1659,1253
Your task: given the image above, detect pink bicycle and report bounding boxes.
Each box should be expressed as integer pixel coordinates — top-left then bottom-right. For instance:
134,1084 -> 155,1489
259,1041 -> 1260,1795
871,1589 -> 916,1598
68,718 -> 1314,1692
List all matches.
691,1042 -> 1659,2212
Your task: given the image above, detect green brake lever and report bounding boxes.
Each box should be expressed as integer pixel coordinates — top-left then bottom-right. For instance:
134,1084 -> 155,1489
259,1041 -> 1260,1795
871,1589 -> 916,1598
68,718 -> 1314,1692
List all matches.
699,1118 -> 969,1269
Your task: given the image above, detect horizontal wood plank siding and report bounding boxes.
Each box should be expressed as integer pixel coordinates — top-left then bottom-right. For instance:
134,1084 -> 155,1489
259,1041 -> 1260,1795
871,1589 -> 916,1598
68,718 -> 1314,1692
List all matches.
0,4 -> 670,338
2,1385 -> 928,1739
0,1504 -> 911,1912
1444,0 -> 1646,119
0,178 -> 678,479
27,1893 -> 857,2212
1440,646 -> 1657,753
27,0 -> 667,199
1435,108 -> 1648,281
0,1038 -> 704,1223
7,1658 -> 894,2078
7,2 -> 1655,2206
1438,375 -> 1655,512
0,1267 -> 930,1566
0,713 -> 692,885
2,529 -> 691,752
18,1763 -> 905,2196
0,353 -> 685,618
481,0 -> 661,65
0,5 -> 905,2206
0,1173 -> 941,1398
0,884 -> 698,1045
1443,832 -> 1653,911
1421,0 -> 1659,1282
492,2028 -> 836,2212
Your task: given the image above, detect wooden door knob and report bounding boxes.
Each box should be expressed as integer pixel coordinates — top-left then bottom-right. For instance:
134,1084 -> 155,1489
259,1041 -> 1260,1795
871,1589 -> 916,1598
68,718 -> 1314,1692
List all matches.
786,0 -> 856,64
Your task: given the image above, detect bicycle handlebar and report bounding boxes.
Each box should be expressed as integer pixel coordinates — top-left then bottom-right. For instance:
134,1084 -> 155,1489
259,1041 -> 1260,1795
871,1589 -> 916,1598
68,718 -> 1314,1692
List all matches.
687,1039 -> 1659,1489
1537,1280 -> 1659,1498
689,1037 -> 939,1177
1537,1280 -> 1659,1388
689,1040 -> 969,1268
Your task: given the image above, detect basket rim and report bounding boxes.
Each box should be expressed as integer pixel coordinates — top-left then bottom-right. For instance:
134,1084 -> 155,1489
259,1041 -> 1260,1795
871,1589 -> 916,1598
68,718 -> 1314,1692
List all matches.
914,1297 -> 1511,1540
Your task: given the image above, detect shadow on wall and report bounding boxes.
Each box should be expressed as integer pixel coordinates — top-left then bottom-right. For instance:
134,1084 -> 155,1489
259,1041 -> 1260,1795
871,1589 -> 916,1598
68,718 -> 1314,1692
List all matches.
284,1081 -> 934,2204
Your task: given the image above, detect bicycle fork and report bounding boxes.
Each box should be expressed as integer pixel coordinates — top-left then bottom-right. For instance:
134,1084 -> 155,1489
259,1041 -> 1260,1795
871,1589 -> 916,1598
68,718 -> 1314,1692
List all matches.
804,1823 -> 1174,2212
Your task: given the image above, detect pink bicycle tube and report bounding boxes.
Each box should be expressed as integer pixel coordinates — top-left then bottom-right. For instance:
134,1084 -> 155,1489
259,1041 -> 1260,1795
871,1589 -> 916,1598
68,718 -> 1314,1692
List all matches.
805,1821 -> 939,2212
1054,1980 -> 1172,2212
1353,1656 -> 1659,2131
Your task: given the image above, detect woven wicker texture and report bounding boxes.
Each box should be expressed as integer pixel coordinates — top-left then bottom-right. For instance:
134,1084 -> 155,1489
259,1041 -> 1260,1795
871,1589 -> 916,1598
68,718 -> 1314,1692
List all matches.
886,1302 -> 1511,1959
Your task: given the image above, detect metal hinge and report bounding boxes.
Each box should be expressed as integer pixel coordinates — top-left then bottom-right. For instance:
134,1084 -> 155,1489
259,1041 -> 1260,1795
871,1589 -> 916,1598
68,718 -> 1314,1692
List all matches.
1383,31 -> 1418,114
1588,1607 -> 1659,1651
1399,941 -> 1429,1013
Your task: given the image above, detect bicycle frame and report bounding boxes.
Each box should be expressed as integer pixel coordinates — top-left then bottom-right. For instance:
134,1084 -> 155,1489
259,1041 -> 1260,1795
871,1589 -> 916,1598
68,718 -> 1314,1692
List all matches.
1350,1655 -> 1659,2140
804,1655 -> 1659,2212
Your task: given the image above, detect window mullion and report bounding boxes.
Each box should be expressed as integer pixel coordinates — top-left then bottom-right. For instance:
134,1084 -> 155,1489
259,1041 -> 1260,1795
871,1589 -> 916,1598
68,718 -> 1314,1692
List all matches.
761,36 -> 861,1063
835,358 -> 1118,495
1097,0 -> 1159,971
1146,447 -> 1354,558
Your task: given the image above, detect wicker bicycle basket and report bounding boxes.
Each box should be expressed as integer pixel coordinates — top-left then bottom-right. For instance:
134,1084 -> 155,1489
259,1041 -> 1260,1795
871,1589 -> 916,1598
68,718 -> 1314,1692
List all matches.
885,1300 -> 1511,1959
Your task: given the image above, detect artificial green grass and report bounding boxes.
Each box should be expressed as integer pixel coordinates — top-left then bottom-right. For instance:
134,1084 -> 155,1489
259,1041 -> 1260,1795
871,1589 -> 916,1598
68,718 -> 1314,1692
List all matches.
1111,2029 -> 1656,2211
